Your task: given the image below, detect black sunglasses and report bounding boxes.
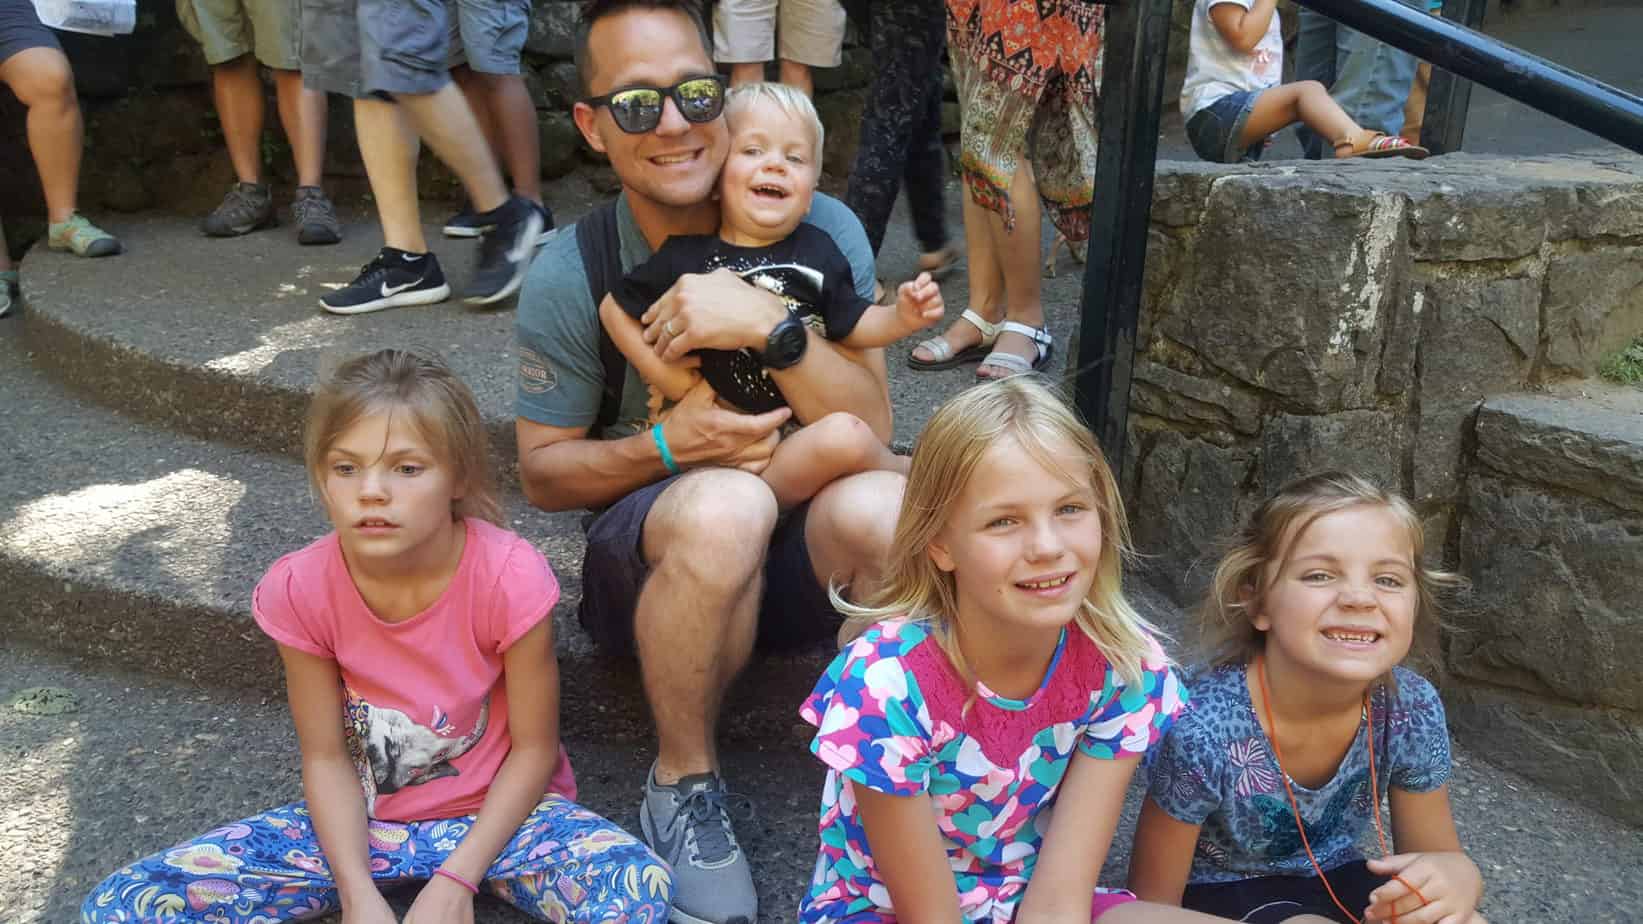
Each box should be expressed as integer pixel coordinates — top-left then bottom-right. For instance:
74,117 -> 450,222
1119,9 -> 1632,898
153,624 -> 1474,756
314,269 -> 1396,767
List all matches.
582,75 -> 728,134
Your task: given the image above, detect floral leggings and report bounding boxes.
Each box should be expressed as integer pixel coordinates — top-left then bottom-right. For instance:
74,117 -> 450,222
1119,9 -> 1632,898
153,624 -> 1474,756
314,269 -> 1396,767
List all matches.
81,797 -> 674,923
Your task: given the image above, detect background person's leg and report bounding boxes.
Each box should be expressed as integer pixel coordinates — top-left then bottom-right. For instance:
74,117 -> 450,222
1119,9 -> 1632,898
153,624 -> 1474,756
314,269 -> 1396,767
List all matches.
1326,0 -> 1426,140
1,46 -> 83,225
212,54 -> 267,185
974,160 -> 1048,379
1292,7 -> 1338,159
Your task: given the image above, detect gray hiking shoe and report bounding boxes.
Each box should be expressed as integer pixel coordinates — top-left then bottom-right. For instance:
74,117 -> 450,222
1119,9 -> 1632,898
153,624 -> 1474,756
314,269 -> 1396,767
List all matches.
202,182 -> 274,237
292,186 -> 342,245
639,765 -> 757,924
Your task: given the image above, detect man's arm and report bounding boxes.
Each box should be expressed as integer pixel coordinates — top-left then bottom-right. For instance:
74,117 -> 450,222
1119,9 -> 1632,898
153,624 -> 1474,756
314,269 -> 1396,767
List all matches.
517,386 -> 791,512
641,269 -> 893,440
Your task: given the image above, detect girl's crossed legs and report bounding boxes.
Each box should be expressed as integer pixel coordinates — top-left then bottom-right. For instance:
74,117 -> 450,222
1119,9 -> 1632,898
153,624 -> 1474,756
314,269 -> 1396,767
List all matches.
82,797 -> 673,923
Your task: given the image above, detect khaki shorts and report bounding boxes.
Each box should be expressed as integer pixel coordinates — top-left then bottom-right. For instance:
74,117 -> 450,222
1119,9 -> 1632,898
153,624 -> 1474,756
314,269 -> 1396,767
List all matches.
446,0 -> 530,74
713,0 -> 846,68
176,0 -> 301,69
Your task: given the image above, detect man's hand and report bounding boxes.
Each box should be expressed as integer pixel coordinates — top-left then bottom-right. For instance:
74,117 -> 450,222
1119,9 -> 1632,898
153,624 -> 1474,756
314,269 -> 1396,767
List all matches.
663,378 -> 789,473
1364,852 -> 1484,924
642,268 -> 788,362
895,272 -> 944,334
402,874 -> 475,924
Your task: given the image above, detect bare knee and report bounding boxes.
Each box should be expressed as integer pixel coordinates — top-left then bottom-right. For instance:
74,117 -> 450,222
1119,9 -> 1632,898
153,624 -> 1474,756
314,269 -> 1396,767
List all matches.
7,51 -> 74,110
804,412 -> 884,473
644,469 -> 778,587
1295,79 -> 1330,102
808,469 -> 904,586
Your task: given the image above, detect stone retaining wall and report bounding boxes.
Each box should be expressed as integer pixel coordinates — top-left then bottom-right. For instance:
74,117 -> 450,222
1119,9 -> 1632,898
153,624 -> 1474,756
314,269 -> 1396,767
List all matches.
1125,153 -> 1643,819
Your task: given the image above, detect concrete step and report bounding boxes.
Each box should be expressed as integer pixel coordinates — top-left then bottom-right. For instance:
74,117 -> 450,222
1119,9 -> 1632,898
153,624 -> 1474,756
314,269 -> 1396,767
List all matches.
0,322 -> 833,737
15,183 -> 1082,475
6,642 -> 1638,924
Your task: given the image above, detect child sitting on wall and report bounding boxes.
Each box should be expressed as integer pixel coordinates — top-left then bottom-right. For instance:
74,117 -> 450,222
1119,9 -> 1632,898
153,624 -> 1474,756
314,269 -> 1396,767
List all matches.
1181,0 -> 1430,163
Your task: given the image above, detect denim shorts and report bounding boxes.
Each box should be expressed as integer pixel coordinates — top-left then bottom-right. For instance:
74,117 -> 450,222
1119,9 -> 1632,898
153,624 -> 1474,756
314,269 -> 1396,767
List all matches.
302,0 -> 450,98
446,0 -> 529,75
578,474 -> 840,656
1186,89 -> 1267,164
0,0 -> 59,67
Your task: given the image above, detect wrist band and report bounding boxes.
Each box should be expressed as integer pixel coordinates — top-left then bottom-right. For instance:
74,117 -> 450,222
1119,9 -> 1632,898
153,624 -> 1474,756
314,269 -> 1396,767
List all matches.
651,423 -> 680,475
433,867 -> 479,895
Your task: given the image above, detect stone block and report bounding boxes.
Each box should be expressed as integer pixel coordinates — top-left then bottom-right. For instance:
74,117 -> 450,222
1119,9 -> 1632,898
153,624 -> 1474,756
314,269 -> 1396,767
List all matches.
1131,360 -> 1263,436
1541,246 -> 1643,378
813,47 -> 874,92
1407,177 -> 1552,262
1473,390 -> 1643,516
1156,175 -> 1410,413
538,112 -> 582,180
815,89 -> 867,183
1454,475 -> 1643,711
1130,429 -> 1258,600
1260,410 -> 1402,495
526,1 -> 579,58
1407,265 -> 1540,503
537,60 -> 581,110
1446,684 -> 1643,827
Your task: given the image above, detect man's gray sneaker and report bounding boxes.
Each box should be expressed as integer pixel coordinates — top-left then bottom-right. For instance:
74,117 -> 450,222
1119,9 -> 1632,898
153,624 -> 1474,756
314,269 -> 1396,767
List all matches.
293,186 -> 342,246
202,182 -> 274,237
639,766 -> 757,924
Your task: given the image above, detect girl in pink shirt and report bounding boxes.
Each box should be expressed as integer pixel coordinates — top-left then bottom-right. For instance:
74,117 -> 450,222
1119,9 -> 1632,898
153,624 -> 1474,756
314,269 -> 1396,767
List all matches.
83,350 -> 674,924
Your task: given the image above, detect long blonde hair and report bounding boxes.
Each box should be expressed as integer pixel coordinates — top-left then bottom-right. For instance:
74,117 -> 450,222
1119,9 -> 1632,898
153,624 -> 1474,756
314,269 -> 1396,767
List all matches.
1200,471 -> 1464,672
303,349 -> 502,527
834,376 -> 1164,690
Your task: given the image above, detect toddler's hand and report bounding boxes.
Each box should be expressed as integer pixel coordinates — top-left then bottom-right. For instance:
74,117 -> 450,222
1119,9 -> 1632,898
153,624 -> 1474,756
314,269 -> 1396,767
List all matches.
402,873 -> 476,924
895,272 -> 944,332
1364,852 -> 1483,924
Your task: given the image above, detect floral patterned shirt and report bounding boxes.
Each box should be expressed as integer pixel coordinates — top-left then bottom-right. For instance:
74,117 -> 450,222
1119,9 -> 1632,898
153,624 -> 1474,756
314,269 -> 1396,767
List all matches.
798,619 -> 1186,923
1145,664 -> 1451,885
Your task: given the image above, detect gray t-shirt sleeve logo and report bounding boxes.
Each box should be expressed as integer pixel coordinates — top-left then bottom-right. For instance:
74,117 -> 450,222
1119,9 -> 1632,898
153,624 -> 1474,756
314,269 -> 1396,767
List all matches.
518,345 -> 556,394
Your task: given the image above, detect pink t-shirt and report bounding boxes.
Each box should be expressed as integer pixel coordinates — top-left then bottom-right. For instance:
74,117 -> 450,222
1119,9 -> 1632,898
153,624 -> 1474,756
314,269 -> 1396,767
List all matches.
252,518 -> 576,822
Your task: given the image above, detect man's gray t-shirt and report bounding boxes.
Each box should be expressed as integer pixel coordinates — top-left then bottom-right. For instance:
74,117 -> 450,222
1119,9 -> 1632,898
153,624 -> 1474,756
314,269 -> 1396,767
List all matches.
515,191 -> 876,438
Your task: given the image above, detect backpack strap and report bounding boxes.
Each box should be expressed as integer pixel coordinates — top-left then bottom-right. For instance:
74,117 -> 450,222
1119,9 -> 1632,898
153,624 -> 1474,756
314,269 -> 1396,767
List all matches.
576,201 -> 629,437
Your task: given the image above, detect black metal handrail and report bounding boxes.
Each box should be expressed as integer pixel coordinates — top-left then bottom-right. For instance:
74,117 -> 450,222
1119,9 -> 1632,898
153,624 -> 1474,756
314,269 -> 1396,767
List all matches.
1075,0 -> 1643,473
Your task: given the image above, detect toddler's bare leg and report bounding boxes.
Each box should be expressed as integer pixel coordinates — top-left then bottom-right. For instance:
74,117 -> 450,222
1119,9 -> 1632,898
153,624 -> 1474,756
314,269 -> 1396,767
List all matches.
762,412 -> 907,510
1237,81 -> 1359,153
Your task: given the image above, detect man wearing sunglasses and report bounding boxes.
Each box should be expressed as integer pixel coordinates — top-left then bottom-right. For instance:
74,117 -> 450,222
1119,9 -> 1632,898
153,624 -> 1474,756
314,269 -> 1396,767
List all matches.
513,4 -> 899,923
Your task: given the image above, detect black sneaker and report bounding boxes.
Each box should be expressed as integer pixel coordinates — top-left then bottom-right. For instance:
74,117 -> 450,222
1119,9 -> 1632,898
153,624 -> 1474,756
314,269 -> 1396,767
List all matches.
320,248 -> 451,315
293,186 -> 342,246
533,200 -> 556,244
442,200 -> 484,238
464,196 -> 542,306
202,182 -> 275,237
447,199 -> 555,246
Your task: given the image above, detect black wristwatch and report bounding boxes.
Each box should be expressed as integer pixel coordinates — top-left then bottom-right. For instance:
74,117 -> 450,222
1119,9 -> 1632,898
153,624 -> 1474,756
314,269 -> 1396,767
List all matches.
760,311 -> 809,369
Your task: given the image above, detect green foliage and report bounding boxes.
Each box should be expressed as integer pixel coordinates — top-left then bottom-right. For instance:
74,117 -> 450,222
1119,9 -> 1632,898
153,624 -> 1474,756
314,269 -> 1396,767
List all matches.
1599,336 -> 1643,386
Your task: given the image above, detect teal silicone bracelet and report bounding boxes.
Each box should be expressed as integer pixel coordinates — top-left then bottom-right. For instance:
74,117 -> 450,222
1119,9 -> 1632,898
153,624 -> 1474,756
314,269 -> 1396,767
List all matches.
652,423 -> 680,475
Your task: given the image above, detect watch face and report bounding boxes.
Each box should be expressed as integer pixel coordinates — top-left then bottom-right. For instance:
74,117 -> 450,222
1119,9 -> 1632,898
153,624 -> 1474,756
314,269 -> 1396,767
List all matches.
769,317 -> 808,368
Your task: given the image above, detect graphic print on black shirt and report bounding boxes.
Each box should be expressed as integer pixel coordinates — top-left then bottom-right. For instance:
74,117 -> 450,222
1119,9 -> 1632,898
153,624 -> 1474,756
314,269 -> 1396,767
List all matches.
610,225 -> 870,415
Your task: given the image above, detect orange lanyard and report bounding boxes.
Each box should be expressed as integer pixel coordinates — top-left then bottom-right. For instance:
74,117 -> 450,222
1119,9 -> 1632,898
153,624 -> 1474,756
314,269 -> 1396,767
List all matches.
1254,657 -> 1428,924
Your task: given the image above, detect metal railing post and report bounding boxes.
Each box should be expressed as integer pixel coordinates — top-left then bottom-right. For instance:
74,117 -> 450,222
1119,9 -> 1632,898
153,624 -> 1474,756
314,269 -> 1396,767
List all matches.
1419,0 -> 1488,153
1074,0 -> 1174,474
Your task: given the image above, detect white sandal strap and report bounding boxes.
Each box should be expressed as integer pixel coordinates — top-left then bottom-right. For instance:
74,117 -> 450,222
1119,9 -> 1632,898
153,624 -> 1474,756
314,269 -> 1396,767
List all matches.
997,321 -> 1052,350
914,336 -> 955,362
961,309 -> 1000,341
977,349 -> 1035,375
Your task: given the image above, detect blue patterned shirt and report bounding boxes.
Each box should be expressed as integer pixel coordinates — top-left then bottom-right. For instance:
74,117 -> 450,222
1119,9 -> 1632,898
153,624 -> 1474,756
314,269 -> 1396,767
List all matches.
1146,664 -> 1451,884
